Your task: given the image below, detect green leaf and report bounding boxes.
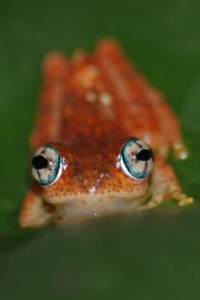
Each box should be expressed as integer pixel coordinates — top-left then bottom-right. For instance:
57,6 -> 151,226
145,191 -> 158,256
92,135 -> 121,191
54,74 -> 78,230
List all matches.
1,0 -> 200,299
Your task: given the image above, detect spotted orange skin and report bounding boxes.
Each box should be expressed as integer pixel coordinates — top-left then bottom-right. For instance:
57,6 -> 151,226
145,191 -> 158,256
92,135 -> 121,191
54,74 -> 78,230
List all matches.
41,140 -> 149,204
19,40 -> 192,227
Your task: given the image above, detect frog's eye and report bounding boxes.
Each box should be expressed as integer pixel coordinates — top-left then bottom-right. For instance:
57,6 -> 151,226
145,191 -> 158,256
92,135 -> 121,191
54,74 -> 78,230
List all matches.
119,138 -> 154,180
31,145 -> 63,186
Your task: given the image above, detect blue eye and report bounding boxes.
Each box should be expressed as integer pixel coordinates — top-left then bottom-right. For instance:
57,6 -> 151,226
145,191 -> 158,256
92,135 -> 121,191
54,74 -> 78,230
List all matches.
31,145 -> 63,186
119,138 -> 154,180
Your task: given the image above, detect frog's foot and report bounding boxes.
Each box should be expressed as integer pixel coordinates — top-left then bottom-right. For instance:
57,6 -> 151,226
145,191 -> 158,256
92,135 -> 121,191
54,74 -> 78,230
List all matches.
138,157 -> 193,210
19,185 -> 53,227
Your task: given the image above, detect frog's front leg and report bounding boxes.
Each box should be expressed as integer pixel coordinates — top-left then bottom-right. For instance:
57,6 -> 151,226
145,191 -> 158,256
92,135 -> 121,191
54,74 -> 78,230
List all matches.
139,156 -> 193,210
19,184 -> 53,227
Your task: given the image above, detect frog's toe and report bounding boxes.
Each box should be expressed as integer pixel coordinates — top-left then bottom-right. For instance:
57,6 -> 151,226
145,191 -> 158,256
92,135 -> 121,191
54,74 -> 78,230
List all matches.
175,193 -> 194,206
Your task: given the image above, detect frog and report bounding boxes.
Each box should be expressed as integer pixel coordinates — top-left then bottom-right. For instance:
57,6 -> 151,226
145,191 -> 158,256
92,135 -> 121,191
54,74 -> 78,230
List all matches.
19,39 -> 193,227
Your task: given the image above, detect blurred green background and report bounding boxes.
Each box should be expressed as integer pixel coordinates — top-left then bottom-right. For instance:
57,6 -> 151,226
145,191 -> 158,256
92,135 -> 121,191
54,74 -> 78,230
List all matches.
1,0 -> 200,299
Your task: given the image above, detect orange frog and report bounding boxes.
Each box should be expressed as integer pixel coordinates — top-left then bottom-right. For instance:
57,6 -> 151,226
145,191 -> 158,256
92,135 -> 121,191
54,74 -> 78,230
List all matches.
19,40 -> 193,227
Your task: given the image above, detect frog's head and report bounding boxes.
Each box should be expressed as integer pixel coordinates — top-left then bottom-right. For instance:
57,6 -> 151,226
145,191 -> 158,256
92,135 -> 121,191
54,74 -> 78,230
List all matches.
31,137 -> 154,215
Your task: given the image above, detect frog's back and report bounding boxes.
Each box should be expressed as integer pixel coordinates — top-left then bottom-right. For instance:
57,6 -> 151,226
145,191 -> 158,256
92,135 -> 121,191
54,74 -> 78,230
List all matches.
31,40 -> 184,157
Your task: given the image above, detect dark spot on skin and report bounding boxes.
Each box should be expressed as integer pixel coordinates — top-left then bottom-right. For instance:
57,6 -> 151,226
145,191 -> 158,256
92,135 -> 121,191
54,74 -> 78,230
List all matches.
62,120 -> 69,127
117,178 -> 122,184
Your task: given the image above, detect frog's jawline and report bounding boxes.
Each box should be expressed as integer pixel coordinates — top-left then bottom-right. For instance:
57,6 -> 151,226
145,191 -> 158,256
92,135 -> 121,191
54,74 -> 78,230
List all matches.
51,191 -> 151,223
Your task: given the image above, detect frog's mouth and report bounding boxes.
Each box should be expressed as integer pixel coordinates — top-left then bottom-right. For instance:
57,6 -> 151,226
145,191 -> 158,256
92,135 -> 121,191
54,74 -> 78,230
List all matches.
43,188 -> 151,224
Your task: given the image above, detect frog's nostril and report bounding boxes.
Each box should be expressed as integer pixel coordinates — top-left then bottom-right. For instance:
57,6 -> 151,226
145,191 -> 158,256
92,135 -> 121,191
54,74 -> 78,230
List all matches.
32,155 -> 48,170
136,149 -> 153,161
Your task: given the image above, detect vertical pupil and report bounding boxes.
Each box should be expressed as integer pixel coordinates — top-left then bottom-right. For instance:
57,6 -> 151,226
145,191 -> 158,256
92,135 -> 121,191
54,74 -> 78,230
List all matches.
32,155 -> 48,170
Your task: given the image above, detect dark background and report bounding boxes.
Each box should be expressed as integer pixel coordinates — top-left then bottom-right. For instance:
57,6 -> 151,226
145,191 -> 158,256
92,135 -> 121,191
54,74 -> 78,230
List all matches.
0,0 -> 200,299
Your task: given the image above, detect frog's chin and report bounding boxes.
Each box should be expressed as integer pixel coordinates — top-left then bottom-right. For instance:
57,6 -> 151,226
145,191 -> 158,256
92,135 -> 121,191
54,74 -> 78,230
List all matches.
44,191 -> 150,224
